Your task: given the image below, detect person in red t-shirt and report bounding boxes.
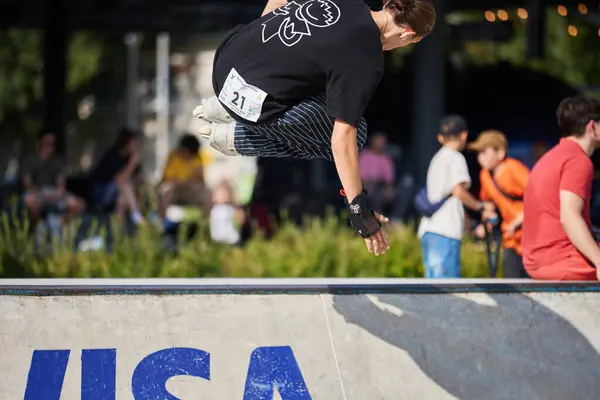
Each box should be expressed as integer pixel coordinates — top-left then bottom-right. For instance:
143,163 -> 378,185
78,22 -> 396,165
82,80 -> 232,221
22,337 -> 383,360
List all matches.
522,95 -> 600,280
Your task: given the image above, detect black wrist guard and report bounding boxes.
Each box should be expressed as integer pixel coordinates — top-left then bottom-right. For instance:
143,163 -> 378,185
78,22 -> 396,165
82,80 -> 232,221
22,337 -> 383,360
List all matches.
344,190 -> 382,238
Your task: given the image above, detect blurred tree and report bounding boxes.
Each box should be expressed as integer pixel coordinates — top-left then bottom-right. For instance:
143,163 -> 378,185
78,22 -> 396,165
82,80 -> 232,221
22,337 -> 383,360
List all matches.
461,9 -> 600,95
0,29 -> 103,142
386,8 -> 599,97
0,30 -> 43,122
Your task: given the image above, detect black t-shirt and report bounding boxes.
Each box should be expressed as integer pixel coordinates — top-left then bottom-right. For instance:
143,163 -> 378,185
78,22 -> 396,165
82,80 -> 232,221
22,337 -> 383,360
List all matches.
213,0 -> 384,128
90,147 -> 139,184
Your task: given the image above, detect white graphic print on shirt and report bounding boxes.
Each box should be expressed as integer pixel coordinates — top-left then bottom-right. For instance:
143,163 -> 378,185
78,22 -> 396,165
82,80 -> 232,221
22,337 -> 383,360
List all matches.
261,0 -> 341,47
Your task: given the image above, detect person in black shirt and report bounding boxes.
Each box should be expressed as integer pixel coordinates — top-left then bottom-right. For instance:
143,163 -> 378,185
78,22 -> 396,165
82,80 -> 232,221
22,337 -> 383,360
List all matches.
89,128 -> 144,225
193,0 -> 436,255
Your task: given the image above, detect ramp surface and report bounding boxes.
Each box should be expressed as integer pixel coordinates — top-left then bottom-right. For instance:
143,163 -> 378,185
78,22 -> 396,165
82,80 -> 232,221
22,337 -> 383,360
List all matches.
1,279 -> 599,399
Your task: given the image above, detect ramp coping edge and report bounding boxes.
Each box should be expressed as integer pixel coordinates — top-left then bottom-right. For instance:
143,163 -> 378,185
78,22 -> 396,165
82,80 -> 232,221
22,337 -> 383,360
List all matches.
0,278 -> 598,295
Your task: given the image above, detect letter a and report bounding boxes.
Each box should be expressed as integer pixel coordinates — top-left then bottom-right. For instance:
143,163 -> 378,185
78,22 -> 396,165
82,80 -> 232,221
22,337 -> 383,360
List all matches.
243,346 -> 312,400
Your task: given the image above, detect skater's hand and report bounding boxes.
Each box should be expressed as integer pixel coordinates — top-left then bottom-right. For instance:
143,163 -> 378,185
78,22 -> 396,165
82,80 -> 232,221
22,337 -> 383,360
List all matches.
343,190 -> 387,254
364,213 -> 390,256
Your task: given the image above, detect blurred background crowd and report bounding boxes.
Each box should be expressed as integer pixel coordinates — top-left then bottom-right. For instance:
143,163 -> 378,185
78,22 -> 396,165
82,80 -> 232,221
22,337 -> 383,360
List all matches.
0,0 -> 598,277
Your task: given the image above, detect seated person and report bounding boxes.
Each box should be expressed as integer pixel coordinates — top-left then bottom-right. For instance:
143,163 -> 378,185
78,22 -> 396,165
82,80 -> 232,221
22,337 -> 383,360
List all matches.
522,95 -> 600,280
157,134 -> 210,219
22,131 -> 84,222
88,128 -> 144,225
358,132 -> 397,216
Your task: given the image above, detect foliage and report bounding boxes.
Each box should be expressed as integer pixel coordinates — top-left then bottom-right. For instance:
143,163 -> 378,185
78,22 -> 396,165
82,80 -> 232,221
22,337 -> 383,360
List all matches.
0,211 -> 492,279
0,29 -> 103,141
387,8 -> 600,94
460,8 -> 600,92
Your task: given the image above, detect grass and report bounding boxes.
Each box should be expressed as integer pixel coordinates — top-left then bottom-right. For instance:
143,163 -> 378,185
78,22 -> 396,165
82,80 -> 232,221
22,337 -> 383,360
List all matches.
0,210 -> 492,279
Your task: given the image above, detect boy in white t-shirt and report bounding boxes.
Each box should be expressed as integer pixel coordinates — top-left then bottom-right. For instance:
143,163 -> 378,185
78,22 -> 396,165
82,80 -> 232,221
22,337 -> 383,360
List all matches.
417,115 -> 494,278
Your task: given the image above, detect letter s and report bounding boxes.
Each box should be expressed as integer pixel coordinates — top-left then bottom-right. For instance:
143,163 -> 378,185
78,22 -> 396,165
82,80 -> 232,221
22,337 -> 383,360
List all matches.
131,348 -> 210,399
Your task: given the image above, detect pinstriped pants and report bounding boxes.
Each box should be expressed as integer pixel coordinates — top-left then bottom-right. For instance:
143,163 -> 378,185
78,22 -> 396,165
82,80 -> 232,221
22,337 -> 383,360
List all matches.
233,93 -> 368,161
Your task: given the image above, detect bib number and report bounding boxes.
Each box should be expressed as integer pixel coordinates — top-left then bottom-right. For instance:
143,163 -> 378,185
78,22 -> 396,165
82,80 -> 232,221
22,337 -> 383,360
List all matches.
218,68 -> 267,123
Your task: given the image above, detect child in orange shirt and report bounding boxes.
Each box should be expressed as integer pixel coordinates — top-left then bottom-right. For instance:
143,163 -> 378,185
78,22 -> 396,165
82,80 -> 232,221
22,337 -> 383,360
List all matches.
469,130 -> 531,278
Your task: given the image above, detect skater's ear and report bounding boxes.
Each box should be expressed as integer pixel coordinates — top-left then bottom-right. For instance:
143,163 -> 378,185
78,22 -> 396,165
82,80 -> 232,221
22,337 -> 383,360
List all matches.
385,0 -> 436,38
400,30 -> 416,41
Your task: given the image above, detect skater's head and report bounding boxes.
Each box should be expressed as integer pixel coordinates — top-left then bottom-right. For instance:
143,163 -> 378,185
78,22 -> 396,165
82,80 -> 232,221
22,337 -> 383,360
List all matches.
178,134 -> 201,159
369,132 -> 388,153
438,114 -> 468,151
374,0 -> 436,50
468,130 -> 508,170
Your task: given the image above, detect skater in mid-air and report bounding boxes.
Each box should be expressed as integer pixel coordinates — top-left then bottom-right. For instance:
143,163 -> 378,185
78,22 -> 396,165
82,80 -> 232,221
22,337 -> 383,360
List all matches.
193,0 -> 436,255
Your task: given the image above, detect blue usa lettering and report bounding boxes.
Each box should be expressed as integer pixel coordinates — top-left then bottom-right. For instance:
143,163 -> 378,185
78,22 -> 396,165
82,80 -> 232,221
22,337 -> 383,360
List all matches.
24,346 -> 311,399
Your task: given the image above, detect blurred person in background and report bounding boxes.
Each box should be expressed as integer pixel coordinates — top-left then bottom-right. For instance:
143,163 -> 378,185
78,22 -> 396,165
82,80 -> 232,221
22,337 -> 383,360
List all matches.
157,134 -> 210,220
417,115 -> 494,278
519,140 -> 548,169
469,130 -> 530,278
359,132 -> 399,219
210,179 -> 245,245
89,128 -> 144,226
193,0 -> 436,256
522,95 -> 600,281
531,141 -> 549,164
22,131 -> 84,223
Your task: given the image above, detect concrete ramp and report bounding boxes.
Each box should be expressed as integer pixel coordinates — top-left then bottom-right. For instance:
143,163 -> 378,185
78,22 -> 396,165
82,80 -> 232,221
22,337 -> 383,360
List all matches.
1,279 -> 599,399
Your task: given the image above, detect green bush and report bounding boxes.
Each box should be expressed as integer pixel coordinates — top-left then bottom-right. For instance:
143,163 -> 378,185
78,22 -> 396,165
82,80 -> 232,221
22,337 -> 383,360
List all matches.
0,211 -> 491,278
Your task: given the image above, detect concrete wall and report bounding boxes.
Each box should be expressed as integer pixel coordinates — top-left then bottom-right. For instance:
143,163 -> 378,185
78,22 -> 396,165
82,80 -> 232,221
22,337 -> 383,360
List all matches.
1,279 -> 599,399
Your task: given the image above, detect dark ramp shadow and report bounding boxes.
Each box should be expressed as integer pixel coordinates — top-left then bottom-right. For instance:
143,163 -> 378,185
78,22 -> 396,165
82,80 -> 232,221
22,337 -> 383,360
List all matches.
333,292 -> 600,400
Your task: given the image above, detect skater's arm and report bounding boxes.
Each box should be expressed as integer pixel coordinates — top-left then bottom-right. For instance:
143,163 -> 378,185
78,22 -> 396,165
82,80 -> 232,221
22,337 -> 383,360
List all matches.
261,0 -> 286,16
331,120 -> 362,201
332,120 -> 389,255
